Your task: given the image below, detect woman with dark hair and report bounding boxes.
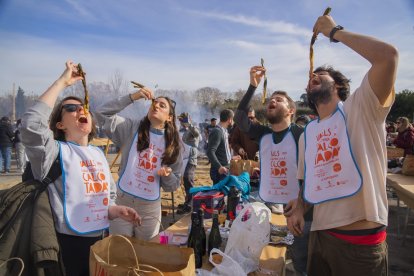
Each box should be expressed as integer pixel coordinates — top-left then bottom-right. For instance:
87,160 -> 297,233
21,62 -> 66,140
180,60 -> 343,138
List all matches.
21,60 -> 141,276
392,117 -> 414,156
96,84 -> 183,240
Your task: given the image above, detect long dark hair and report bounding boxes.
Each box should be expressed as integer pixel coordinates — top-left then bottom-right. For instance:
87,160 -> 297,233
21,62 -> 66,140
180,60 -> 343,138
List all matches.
137,96 -> 180,165
49,96 -> 97,142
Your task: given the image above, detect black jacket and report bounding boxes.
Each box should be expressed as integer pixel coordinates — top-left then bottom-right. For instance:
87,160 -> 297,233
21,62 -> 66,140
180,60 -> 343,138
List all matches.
0,158 -> 64,276
0,122 -> 14,147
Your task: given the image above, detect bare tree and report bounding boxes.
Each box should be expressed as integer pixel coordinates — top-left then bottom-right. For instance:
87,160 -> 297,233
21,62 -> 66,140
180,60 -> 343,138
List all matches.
108,69 -> 128,96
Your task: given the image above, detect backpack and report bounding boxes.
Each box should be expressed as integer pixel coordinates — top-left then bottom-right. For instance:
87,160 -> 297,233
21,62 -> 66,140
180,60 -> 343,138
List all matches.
21,156 -> 61,182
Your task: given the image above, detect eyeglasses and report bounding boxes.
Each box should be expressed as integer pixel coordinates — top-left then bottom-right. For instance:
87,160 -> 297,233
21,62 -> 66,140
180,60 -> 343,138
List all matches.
248,116 -> 255,120
62,104 -> 83,113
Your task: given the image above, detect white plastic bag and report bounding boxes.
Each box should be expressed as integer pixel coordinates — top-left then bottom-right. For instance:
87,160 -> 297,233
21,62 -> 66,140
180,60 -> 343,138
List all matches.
224,202 -> 271,274
196,248 -> 246,276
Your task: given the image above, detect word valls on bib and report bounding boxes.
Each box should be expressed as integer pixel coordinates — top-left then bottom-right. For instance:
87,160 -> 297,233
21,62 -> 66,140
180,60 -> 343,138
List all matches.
259,129 -> 300,204
59,142 -> 110,234
118,132 -> 165,201
304,102 -> 362,204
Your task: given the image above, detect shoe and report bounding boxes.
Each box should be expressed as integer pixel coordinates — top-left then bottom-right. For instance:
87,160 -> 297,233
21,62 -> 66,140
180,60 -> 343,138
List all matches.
176,205 -> 192,215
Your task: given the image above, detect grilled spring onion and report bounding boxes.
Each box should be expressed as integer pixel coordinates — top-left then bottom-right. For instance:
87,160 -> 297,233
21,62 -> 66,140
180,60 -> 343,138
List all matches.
309,7 -> 331,79
131,81 -> 156,110
261,58 -> 267,105
77,63 -> 89,114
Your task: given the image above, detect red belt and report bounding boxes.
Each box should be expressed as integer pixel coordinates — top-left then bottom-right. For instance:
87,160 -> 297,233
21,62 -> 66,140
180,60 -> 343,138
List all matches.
326,226 -> 386,245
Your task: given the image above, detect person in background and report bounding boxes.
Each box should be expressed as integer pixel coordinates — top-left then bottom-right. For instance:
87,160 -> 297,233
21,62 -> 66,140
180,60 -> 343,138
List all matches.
96,82 -> 183,241
198,119 -> 209,154
231,107 -> 260,160
286,13 -> 398,276
21,60 -> 141,276
386,121 -> 396,134
295,115 -> 311,128
205,118 -> 217,148
0,116 -> 14,174
14,119 -> 26,173
177,112 -> 201,214
391,117 -> 414,156
207,110 -> 234,184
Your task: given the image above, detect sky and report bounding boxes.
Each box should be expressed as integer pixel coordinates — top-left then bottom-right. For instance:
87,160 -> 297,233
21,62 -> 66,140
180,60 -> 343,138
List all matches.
0,0 -> 413,100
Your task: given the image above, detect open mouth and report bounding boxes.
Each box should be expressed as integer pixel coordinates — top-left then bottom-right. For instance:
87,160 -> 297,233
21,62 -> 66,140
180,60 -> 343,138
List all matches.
268,104 -> 277,110
310,77 -> 321,87
78,117 -> 88,124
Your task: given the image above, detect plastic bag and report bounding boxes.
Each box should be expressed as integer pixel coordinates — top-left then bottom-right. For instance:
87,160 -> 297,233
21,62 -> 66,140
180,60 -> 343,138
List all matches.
224,202 -> 271,274
196,248 -> 246,276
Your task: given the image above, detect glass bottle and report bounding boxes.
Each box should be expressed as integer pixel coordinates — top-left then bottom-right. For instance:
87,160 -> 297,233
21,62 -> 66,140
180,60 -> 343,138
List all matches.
227,186 -> 240,221
188,211 -> 203,268
197,208 -> 207,256
208,210 -> 222,256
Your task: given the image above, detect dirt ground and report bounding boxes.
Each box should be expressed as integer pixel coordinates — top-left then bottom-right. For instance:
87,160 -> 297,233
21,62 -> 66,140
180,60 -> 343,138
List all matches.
1,154 -> 413,275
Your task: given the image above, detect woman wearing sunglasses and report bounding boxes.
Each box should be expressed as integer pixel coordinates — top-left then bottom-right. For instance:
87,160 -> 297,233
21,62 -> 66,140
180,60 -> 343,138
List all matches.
95,80 -> 182,241
21,60 -> 141,276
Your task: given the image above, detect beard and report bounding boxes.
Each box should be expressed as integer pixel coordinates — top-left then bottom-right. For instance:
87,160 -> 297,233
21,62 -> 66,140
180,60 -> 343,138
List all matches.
266,108 -> 286,124
307,80 -> 335,114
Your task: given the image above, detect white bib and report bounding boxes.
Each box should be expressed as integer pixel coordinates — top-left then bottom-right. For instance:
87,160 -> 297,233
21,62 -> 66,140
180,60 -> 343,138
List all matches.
118,132 -> 165,200
304,102 -> 362,204
259,130 -> 299,204
59,142 -> 110,234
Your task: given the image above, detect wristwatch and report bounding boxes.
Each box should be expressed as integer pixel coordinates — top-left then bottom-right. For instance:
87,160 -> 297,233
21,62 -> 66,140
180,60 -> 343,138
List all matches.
329,25 -> 344,43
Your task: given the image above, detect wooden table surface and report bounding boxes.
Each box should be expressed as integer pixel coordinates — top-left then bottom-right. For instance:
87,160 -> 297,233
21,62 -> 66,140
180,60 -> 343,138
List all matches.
387,173 -> 414,209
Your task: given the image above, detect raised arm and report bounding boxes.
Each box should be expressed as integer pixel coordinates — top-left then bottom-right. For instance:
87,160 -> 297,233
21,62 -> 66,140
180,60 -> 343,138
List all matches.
39,60 -> 83,108
235,66 -> 271,142
21,60 -> 83,179
95,88 -> 154,146
313,15 -> 398,105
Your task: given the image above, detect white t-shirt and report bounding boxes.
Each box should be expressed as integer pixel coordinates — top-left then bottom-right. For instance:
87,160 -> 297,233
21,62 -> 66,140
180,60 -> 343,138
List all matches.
297,73 -> 394,231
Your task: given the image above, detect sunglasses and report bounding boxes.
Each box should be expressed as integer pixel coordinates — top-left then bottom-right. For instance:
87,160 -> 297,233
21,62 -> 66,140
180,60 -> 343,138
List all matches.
248,116 -> 255,120
62,104 -> 83,113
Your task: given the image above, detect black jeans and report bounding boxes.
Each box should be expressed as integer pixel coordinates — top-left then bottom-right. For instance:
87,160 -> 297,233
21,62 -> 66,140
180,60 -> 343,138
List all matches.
56,232 -> 101,276
209,167 -> 227,184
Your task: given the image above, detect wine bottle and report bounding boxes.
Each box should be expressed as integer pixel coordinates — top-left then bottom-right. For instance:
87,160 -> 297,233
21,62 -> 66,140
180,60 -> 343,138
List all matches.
188,211 -> 203,268
208,210 -> 222,256
197,208 -> 207,256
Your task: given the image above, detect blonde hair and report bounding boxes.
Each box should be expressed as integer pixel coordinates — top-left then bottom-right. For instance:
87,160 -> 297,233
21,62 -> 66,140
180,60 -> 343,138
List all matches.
397,117 -> 411,132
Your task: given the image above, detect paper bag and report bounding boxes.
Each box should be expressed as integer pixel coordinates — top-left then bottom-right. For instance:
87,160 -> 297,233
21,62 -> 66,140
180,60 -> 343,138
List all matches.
90,235 -> 195,276
230,159 -> 259,176
402,154 -> 414,176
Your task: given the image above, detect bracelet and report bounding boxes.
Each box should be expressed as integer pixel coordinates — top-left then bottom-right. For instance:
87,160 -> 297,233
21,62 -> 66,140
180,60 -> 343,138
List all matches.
329,25 -> 344,43
129,93 -> 134,102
